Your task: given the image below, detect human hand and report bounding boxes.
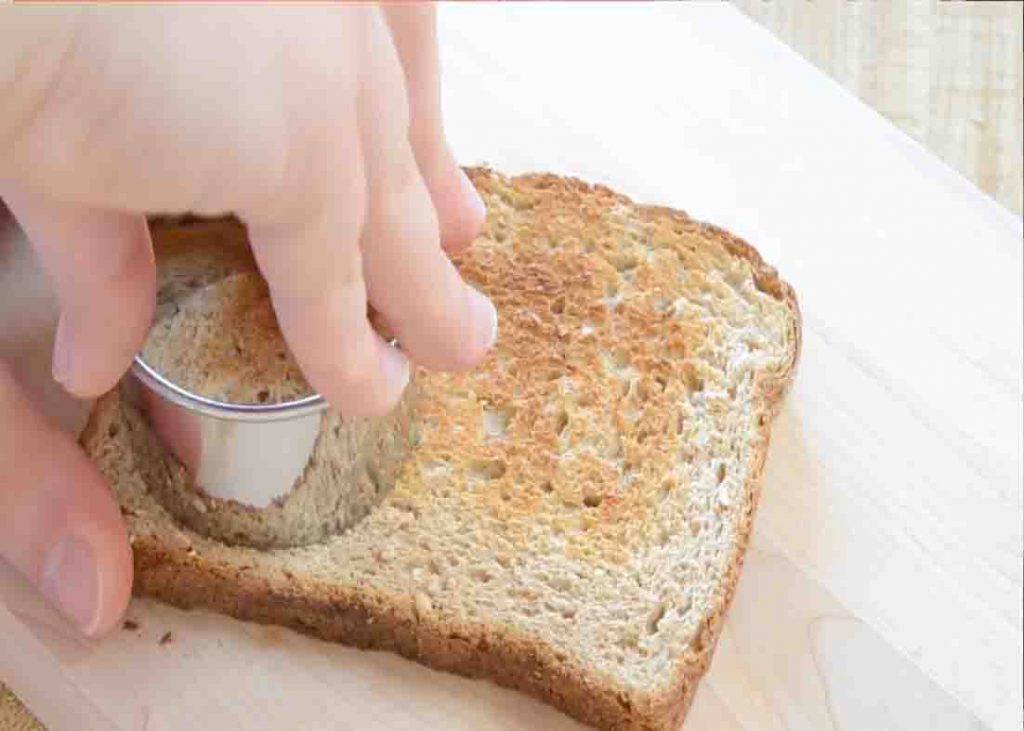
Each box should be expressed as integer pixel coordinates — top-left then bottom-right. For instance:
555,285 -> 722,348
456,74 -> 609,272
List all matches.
0,4 -> 493,635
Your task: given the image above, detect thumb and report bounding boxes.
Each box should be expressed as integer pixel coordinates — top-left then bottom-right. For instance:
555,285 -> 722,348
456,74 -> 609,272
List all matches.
0,361 -> 132,636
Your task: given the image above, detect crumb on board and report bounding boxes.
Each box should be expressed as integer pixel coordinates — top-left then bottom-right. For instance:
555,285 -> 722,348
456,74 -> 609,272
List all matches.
122,619 -> 140,631
159,631 -> 173,646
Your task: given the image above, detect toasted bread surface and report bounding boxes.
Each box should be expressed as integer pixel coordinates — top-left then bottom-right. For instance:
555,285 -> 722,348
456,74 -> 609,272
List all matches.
84,168 -> 800,730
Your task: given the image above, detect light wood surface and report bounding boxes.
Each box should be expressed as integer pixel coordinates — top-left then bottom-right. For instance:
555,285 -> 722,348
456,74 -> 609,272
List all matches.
2,5 -> 1021,730
734,0 -> 1024,215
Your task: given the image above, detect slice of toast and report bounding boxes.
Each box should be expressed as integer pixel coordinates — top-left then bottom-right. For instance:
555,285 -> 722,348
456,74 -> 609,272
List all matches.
82,168 -> 800,730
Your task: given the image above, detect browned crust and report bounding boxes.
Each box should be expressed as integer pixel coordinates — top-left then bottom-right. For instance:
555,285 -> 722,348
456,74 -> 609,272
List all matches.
88,169 -> 801,731
127,531 -> 661,730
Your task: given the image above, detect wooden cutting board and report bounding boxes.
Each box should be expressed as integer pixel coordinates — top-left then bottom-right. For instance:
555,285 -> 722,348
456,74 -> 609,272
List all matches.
2,5 -> 1021,730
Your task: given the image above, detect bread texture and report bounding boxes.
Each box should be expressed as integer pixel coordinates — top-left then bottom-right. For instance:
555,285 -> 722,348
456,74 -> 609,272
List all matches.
84,168 -> 800,730
143,218 -> 311,404
135,219 -> 417,549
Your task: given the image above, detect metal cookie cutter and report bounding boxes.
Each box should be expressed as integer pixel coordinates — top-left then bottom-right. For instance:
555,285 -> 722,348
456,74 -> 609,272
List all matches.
129,354 -> 328,508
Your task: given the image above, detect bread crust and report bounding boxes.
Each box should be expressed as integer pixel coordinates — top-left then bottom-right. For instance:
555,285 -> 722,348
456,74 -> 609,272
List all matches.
83,169 -> 801,731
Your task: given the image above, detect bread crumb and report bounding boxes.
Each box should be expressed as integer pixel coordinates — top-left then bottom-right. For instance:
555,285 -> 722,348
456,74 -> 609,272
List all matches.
159,631 -> 174,646
715,485 -> 732,509
414,592 -> 432,620
426,576 -> 442,597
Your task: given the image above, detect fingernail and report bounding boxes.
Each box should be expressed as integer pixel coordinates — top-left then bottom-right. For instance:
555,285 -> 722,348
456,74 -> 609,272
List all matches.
40,536 -> 101,635
469,287 -> 498,350
459,169 -> 487,228
51,315 -> 71,386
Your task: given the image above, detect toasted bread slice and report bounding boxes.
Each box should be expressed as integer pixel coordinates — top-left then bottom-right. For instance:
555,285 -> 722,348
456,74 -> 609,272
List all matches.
83,168 -> 800,730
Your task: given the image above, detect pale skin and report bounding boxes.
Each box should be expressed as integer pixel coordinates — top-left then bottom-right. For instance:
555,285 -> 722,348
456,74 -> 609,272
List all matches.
0,5 -> 495,636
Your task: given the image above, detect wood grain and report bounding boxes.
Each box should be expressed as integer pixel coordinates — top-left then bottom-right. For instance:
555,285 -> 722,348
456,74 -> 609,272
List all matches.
2,4 -> 1022,730
733,0 -> 1024,215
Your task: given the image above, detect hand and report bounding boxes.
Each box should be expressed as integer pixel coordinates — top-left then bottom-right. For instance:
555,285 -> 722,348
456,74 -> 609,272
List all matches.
0,4 -> 494,635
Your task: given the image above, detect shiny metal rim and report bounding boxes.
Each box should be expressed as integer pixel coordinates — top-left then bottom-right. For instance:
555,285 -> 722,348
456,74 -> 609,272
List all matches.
130,355 -> 327,422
